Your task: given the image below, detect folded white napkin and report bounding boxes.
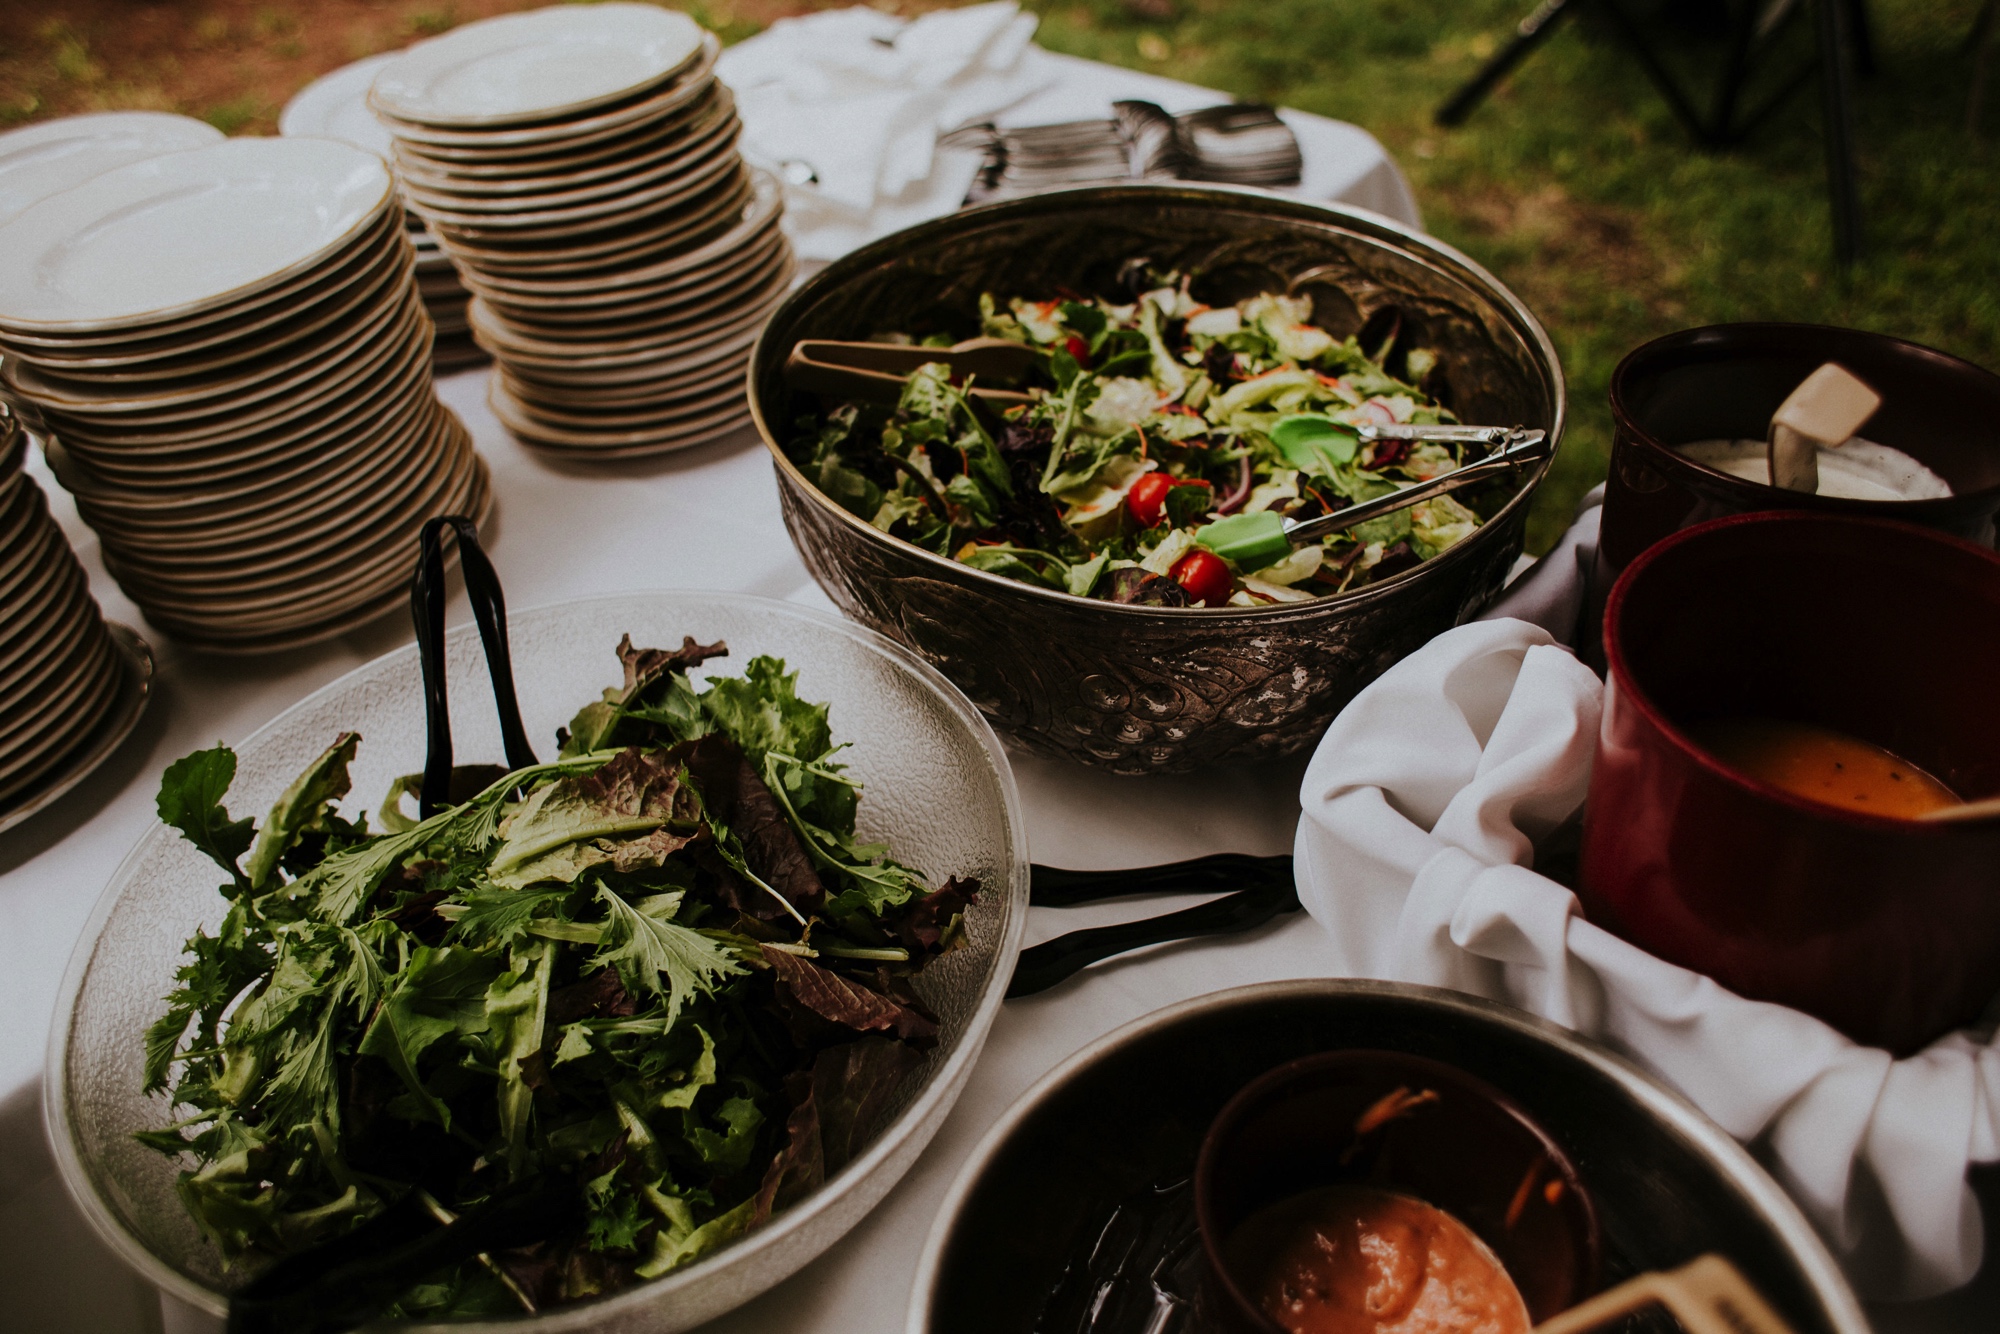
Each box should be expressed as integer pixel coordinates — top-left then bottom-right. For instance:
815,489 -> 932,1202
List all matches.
716,1 -> 1049,261
1293,506 -> 2000,1300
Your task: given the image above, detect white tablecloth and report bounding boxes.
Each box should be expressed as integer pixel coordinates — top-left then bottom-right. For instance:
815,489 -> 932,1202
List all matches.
13,403 -> 1996,1334
0,369 -> 1325,1334
1,66 -> 1989,1334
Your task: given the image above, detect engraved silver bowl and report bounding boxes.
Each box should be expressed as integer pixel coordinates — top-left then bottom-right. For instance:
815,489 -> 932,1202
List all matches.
749,184 -> 1564,775
47,591 -> 1028,1332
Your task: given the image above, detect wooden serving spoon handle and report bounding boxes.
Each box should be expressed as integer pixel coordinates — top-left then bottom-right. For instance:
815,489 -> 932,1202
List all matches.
783,336 -> 1038,406
1919,792 -> 2000,822
1534,1255 -> 1795,1334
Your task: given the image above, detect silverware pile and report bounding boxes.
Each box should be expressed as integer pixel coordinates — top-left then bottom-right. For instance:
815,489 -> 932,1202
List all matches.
950,100 -> 1302,203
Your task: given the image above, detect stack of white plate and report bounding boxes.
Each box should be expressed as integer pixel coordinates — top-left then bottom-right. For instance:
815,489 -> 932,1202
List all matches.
0,137 -> 490,655
0,402 -> 144,814
279,52 -> 487,373
370,4 -> 793,460
0,111 -> 223,227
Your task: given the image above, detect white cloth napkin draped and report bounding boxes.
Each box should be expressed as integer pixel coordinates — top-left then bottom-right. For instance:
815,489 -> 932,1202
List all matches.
1292,499 -> 2000,1300
716,1 -> 1049,261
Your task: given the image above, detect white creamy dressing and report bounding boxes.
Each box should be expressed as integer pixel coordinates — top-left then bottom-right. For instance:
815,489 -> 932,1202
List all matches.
1676,437 -> 1953,501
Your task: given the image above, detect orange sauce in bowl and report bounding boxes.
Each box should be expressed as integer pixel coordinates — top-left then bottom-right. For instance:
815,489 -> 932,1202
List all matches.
1687,718 -> 1959,818
1222,1185 -> 1530,1334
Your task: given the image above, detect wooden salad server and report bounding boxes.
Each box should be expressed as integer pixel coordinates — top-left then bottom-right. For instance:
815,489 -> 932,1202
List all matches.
784,336 -> 1038,407
1919,791 -> 2000,823
1534,1254 -> 1796,1334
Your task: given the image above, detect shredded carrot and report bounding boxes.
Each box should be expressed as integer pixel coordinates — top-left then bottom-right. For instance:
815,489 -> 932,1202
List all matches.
1353,1085 -> 1441,1137
1504,1159 -> 1543,1230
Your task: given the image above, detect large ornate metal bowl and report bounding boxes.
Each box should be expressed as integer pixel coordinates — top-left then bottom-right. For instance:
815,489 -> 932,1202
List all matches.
749,184 -> 1564,774
47,592 -> 1028,1333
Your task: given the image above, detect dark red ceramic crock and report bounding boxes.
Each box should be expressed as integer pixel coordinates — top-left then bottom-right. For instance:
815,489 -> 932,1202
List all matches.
1192,1050 -> 1599,1333
1599,323 -> 2000,579
1581,510 -> 2000,1055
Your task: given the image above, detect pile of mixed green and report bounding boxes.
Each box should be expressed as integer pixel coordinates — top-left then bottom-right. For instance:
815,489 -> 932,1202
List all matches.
140,636 -> 976,1320
789,271 -> 1502,608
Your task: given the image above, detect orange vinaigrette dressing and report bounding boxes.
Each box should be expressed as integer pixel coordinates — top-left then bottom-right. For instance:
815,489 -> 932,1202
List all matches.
1223,1185 -> 1531,1334
1687,718 -> 1959,818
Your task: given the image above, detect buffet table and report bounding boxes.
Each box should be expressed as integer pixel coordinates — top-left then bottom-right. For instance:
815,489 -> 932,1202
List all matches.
10,389 -> 1997,1334
0,47 -> 1430,1328
0,55 -> 1993,1334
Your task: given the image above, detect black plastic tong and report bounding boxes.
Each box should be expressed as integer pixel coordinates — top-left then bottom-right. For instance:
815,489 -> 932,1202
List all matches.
403,518 -> 1301,996
1007,853 -> 1299,998
409,516 -> 537,818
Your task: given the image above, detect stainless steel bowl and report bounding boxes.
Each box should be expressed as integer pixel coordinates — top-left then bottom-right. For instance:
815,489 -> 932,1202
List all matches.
750,184 -> 1564,774
47,591 -> 1028,1333
909,980 -> 1868,1334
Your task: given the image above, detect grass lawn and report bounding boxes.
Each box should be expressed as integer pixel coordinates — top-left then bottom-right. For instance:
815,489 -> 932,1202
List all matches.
3,0 -> 1996,551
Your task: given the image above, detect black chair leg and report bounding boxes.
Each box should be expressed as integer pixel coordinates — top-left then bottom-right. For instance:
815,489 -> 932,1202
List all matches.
1708,0 -> 1763,142
1843,0 -> 1876,75
1598,0 -> 1722,144
1814,0 -> 1864,264
1970,0 -> 1999,137
1436,0 -> 1576,127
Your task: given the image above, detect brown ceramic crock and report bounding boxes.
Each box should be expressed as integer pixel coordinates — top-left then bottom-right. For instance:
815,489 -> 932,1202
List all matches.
1580,510 -> 2000,1055
1599,323 -> 2000,580
1192,1050 -> 1599,1333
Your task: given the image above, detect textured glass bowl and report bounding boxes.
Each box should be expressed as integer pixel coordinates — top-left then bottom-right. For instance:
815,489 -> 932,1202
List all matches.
750,183 -> 1565,775
47,591 -> 1028,1332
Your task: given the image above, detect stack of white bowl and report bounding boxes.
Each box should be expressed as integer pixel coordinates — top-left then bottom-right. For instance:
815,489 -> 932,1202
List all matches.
370,4 -> 793,460
0,402 -> 135,809
0,137 -> 489,654
280,53 -> 486,373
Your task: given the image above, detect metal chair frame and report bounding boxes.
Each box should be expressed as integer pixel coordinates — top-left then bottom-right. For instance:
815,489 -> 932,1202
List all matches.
1436,0 -> 1870,264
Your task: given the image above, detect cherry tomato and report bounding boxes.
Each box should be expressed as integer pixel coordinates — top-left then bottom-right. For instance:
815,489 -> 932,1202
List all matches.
1170,548 -> 1234,607
1126,473 -> 1175,527
1063,333 -> 1092,367
1126,474 -> 1214,528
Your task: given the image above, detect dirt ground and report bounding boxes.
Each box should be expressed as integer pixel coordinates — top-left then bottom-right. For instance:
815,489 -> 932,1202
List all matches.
0,0 -> 869,134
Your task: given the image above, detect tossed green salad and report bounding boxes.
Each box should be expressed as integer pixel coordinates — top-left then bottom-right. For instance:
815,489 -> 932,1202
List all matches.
788,272 -> 1498,607
140,637 -> 975,1320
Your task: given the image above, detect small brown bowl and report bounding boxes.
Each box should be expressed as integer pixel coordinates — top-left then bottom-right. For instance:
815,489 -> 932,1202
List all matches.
1192,1050 -> 1600,1333
1580,510 -> 2000,1055
1599,323 -> 2000,578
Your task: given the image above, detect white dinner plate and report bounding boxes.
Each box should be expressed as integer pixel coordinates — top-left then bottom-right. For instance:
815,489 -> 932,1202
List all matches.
368,4 -> 705,129
409,144 -> 741,234
278,51 -> 399,156
0,138 -> 393,331
0,202 -> 406,353
389,81 -> 726,184
375,34 -> 718,152
427,170 -> 755,275
0,112 -> 224,228
462,170 -> 780,295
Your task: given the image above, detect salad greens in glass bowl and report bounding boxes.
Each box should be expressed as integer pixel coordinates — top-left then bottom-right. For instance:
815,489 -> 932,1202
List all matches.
50,593 -> 1025,1334
788,272 -> 1489,609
